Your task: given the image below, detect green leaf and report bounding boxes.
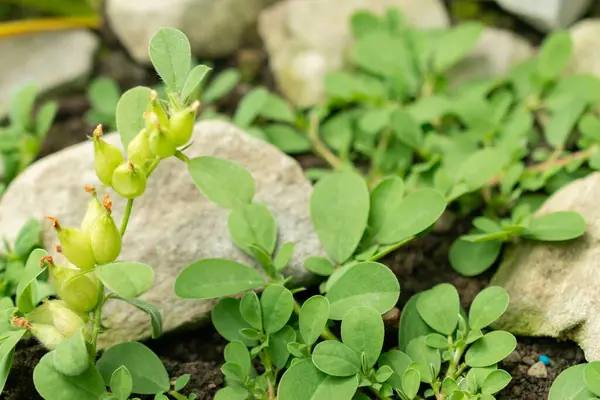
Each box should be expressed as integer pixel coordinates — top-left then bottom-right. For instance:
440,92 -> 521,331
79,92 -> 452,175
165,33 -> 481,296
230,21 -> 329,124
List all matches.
417,283 -> 460,335
469,286 -> 509,330
0,330 -> 25,393
96,342 -> 169,395
390,109 -> 423,150
110,366 -> 133,400
175,258 -> 264,299
114,296 -> 162,339
263,124 -> 311,154
224,341 -> 251,378
341,306 -> 384,368
260,93 -> 296,123
188,156 -> 255,209
312,340 -> 361,377
465,331 -> 517,367
88,77 -> 121,116
240,291 -> 262,331
34,353 -> 106,400
482,369 -> 511,395
174,374 -> 191,391
304,256 -> 335,276
375,365 -> 393,383
149,28 -> 191,93
353,31 -> 414,80
211,298 -> 256,346
377,188 -> 446,245
274,242 -> 295,271
369,177 -> 405,236
326,262 -> 399,320
407,95 -> 451,123
456,148 -> 510,191
271,326 -> 296,369
14,218 -> 41,258
425,333 -> 449,349
116,86 -> 152,148
399,293 -> 434,351
95,262 -> 154,298
350,11 -> 381,38
36,101 -> 59,138
234,88 -> 270,128
521,211 -> 586,241
52,329 -> 89,377
310,171 -> 369,263
182,65 -> 211,101
548,364 -> 594,400
358,107 -> 392,134
585,362 -> 600,396
9,83 -> 37,130
214,386 -> 249,400
449,239 -> 502,276
379,350 -> 412,391
300,295 -> 330,347
537,31 -> 572,80
432,22 -> 483,72
202,68 -> 241,103
402,369 -> 421,399
228,203 -> 277,255
261,285 -> 294,334
278,359 -> 358,399
544,97 -> 587,148
406,337 -> 440,383
16,248 -> 48,313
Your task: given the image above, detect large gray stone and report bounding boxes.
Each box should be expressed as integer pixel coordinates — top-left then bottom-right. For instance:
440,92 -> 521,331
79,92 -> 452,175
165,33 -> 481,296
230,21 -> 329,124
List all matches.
568,19 -> 600,77
0,29 -> 98,118
491,173 -> 600,361
106,0 -> 278,63
0,121 -> 322,348
258,0 -> 449,107
496,0 -> 592,32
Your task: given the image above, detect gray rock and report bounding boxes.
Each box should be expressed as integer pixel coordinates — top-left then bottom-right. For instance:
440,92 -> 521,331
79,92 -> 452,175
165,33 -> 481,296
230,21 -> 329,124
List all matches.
491,173 -> 600,361
448,28 -> 534,88
0,121 -> 322,348
106,0 -> 278,63
496,0 -> 592,32
569,19 -> 600,77
258,0 -> 449,107
527,361 -> 548,378
0,30 -> 98,118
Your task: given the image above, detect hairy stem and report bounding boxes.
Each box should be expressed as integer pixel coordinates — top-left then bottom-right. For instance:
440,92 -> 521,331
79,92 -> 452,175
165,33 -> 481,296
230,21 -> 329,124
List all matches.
307,111 -> 342,169
119,199 -> 134,237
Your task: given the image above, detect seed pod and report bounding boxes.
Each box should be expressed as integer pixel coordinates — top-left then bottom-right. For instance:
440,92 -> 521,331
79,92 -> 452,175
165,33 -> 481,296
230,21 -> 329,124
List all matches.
30,323 -> 65,350
147,90 -> 170,128
90,195 -> 122,264
27,300 -> 88,339
46,217 -> 96,270
167,101 -> 199,147
49,263 -> 100,313
127,128 -> 155,169
92,125 -> 124,186
112,161 -> 147,199
81,186 -> 104,235
148,123 -> 176,159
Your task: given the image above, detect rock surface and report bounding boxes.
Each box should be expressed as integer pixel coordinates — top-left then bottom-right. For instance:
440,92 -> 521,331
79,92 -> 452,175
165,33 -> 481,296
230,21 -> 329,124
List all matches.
569,19 -> 600,77
0,121 -> 322,348
491,173 -> 600,361
0,30 -> 98,118
448,28 -> 534,88
496,0 -> 592,32
258,0 -> 449,107
106,0 -> 278,63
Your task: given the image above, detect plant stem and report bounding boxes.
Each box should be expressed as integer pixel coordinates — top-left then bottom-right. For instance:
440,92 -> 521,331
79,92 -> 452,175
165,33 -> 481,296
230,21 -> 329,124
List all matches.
369,128 -> 392,187
307,110 -> 342,169
292,299 -> 339,341
174,150 -> 190,163
120,199 -> 134,236
368,237 -> 414,262
258,350 -> 277,400
168,391 -> 188,400
445,345 -> 466,379
89,287 -> 106,359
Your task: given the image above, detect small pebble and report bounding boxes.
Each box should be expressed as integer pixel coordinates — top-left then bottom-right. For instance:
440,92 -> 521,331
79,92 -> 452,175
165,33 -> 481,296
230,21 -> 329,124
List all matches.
527,361 -> 548,378
539,354 -> 551,366
522,356 -> 535,365
504,350 -> 522,363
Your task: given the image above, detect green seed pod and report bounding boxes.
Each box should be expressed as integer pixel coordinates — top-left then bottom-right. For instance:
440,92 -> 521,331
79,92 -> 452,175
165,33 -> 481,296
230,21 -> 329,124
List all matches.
81,186 -> 104,235
49,263 -> 100,313
90,194 -> 122,264
92,125 -> 124,186
111,162 -> 147,199
30,323 -> 65,350
167,101 -> 199,147
46,217 -> 96,270
27,300 -> 88,339
146,90 -> 170,129
127,128 -> 155,169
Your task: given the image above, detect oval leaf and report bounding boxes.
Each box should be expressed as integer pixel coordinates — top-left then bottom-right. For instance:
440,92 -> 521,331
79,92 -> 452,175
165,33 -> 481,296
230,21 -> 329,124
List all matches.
240,291 -> 262,331
449,239 -> 502,277
175,258 -> 264,299
417,283 -> 460,335
182,65 -> 211,101
116,86 -> 152,148
465,331 -> 517,367
482,369 -> 512,395
304,256 -> 335,276
379,350 -> 412,391
402,368 -> 421,399
278,359 -> 358,400
53,329 -> 89,377
261,285 -> 294,334
110,366 -> 133,400
585,362 -> 600,396
228,203 -> 277,255
521,211 -> 586,241
211,298 -> 256,346
149,28 -> 191,93
95,262 -> 154,298
399,294 -> 434,351
406,337 -> 441,383
469,286 -> 509,330
224,341 -> 252,378
300,295 -> 330,347
549,364 -> 594,400
312,340 -> 361,377
16,248 -> 48,313
369,177 -> 405,236
341,306 -> 384,368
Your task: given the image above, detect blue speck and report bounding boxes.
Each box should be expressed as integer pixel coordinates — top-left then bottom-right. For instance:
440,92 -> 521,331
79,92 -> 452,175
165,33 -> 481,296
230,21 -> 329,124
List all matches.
539,355 -> 551,366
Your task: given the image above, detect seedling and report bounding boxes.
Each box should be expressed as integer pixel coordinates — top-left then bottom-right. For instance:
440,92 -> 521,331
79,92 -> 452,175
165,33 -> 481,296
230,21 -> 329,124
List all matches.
549,362 -> 600,399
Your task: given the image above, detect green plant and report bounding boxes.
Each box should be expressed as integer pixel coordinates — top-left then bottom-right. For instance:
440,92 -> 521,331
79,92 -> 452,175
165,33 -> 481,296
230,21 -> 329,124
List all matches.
231,8 -> 591,276
548,362 -> 600,399
0,84 -> 58,193
86,77 -> 121,131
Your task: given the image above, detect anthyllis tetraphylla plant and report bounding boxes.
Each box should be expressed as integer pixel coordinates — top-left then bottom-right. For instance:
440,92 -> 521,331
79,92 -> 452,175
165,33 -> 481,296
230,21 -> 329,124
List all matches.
0,27 -> 221,400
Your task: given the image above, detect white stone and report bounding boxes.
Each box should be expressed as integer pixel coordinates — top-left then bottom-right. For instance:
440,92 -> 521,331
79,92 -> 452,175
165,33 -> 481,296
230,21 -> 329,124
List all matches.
258,0 -> 450,107
0,121 -> 322,348
0,30 -> 98,118
496,0 -> 592,32
106,0 -> 278,63
569,19 -> 600,76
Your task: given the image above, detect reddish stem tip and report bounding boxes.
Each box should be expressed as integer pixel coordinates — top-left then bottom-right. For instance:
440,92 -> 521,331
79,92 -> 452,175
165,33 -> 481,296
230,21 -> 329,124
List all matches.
44,216 -> 60,230
102,194 -> 113,213
40,255 -> 54,267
